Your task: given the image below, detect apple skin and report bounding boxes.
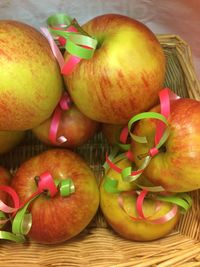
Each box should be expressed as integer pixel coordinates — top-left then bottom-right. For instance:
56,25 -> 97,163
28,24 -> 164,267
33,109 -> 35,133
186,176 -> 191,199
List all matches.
64,14 -> 165,124
0,20 -> 63,130
32,104 -> 100,148
11,149 -> 99,244
131,98 -> 200,192
100,158 -> 179,241
0,130 -> 25,154
102,123 -> 125,146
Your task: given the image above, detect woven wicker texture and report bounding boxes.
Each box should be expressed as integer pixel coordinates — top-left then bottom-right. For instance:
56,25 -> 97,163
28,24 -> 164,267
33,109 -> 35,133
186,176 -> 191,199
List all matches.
0,35 -> 199,267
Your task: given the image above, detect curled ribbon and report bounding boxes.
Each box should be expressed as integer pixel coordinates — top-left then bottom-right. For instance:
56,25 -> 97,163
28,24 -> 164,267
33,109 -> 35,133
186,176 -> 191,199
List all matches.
41,13 -> 97,75
117,189 -> 192,224
103,148 -> 165,192
117,126 -> 131,151
0,172 -> 75,242
104,88 -> 179,188
48,92 -> 71,145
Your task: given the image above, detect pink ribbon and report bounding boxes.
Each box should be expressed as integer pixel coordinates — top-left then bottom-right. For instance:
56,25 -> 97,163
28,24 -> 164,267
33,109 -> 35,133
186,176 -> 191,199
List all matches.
119,126 -> 129,144
155,88 -> 180,145
0,185 -> 20,213
105,153 -> 122,174
136,189 -> 148,219
106,153 -> 143,176
125,150 -> 135,162
49,92 -> 71,145
40,27 -> 65,70
37,172 -> 58,197
118,189 -> 178,224
40,27 -> 81,75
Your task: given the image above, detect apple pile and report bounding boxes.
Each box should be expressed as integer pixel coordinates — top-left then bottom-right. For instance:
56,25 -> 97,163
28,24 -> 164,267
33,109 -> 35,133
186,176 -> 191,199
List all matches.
0,12 -> 198,245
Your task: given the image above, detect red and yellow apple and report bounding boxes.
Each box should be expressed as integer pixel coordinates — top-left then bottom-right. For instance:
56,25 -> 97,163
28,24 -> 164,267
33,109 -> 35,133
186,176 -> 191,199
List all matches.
32,104 -> 99,148
102,123 -> 125,147
100,158 -> 180,241
64,14 -> 165,124
0,20 -> 63,130
0,130 -> 25,154
132,98 -> 200,192
11,149 -> 99,244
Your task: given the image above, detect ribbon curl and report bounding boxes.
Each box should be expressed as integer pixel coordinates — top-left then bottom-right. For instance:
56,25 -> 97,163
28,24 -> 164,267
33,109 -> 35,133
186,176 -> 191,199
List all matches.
41,13 -> 97,75
48,92 -> 71,145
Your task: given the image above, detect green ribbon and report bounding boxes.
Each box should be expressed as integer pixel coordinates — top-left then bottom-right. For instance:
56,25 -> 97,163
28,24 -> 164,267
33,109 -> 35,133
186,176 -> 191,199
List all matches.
156,193 -> 192,213
121,156 -> 151,182
55,178 -> 75,197
128,111 -> 169,146
12,194 -> 40,237
47,13 -> 97,59
120,112 -> 170,182
47,13 -> 73,28
0,231 -> 25,243
103,176 -> 121,194
0,210 -> 6,229
103,178 -> 192,214
0,177 -> 75,243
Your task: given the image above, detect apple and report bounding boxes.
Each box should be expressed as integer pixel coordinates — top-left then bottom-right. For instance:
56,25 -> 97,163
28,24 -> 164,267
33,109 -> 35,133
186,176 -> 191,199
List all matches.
0,130 -> 25,154
63,14 -> 166,124
32,103 -> 100,148
0,20 -> 63,131
102,123 -> 125,147
100,158 -> 180,241
131,98 -> 200,192
11,148 -> 99,244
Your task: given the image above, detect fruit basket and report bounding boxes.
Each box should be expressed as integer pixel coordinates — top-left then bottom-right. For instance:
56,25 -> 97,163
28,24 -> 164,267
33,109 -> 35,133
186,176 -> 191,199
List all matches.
0,34 -> 200,267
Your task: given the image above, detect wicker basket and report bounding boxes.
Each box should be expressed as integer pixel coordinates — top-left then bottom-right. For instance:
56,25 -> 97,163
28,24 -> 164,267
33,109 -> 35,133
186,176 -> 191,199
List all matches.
0,35 -> 200,267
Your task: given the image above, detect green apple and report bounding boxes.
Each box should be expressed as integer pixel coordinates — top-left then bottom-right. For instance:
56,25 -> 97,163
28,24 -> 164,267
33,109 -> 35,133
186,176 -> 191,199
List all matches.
100,158 -> 180,241
0,130 -> 25,154
0,20 -> 63,130
64,14 -> 165,124
132,98 -> 200,192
